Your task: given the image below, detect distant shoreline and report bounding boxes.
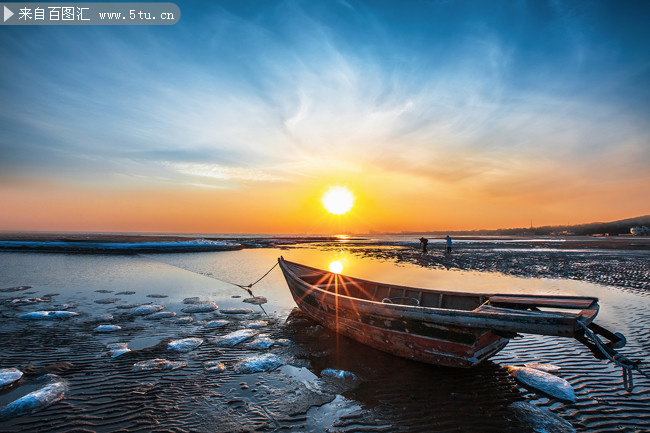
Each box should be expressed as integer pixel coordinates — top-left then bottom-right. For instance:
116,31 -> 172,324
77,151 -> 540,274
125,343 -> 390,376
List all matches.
0,232 -> 648,253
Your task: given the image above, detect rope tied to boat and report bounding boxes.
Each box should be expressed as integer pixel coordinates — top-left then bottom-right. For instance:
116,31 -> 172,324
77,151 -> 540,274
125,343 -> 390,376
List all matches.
142,254 -> 278,318
576,321 -> 649,391
205,262 -> 279,318
220,262 -> 279,296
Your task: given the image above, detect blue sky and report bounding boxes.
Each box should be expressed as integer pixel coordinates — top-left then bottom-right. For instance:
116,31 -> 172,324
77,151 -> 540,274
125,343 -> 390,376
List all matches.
1,0 -> 649,231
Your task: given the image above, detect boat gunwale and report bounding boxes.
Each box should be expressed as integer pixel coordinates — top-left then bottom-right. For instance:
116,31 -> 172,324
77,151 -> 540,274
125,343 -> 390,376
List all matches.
279,257 -> 598,304
279,257 -> 599,335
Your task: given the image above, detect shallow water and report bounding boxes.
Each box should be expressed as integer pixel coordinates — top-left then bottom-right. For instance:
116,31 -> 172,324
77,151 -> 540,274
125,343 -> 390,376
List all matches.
0,247 -> 648,432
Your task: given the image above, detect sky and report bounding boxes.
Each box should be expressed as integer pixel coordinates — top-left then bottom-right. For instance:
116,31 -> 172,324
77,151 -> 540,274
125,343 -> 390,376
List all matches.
1,0 -> 649,234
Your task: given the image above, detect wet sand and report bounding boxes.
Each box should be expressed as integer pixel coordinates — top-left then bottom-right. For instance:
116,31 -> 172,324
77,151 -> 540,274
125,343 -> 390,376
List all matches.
0,240 -> 648,432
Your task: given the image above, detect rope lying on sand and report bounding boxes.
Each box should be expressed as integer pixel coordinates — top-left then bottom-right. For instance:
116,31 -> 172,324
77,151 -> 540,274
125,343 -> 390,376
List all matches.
576,321 -> 649,390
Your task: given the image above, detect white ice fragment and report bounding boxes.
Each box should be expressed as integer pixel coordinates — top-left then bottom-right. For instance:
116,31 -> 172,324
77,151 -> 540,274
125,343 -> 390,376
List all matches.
211,329 -> 259,347
132,359 -> 187,372
507,366 -> 576,402
220,308 -> 254,315
235,354 -> 283,373
0,368 -> 23,389
245,335 -> 275,350
181,302 -> 218,313
130,304 -> 165,316
321,369 -> 358,381
205,320 -> 229,328
246,320 -> 268,329
144,311 -> 177,320
107,343 -> 131,358
243,296 -> 268,305
203,360 -> 226,373
20,311 -> 78,320
168,337 -> 203,352
525,362 -> 562,374
94,324 -> 121,333
0,375 -> 67,421
509,401 -> 575,433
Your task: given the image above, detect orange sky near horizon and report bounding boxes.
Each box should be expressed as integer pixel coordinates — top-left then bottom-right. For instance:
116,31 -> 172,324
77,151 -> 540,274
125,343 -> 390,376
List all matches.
1,164 -> 647,234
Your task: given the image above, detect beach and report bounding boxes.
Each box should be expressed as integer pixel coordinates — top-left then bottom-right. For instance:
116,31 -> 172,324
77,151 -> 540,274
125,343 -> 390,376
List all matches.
0,235 -> 648,432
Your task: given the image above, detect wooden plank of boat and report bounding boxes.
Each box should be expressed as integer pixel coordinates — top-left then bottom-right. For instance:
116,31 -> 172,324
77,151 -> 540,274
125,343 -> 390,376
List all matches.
488,295 -> 597,309
278,257 -> 603,367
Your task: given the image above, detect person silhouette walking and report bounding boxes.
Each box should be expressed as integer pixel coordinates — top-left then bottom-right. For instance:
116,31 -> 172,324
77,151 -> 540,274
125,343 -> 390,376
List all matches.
419,237 -> 428,253
445,235 -> 452,253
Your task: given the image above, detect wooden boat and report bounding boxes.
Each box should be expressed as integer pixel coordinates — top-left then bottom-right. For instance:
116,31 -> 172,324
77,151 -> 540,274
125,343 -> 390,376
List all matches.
278,257 -> 606,368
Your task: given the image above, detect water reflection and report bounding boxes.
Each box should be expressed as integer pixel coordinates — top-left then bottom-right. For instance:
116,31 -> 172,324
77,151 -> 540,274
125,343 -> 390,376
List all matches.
284,309 -> 526,432
328,260 -> 343,274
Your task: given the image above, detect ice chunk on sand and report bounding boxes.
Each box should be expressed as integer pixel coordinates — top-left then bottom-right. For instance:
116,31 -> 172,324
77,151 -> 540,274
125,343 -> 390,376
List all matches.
507,366 -> 576,402
132,359 -> 187,372
182,297 -> 200,304
0,374 -> 67,421
246,320 -> 268,329
211,329 -> 258,347
321,369 -> 358,381
144,311 -> 177,320
20,311 -> 78,320
245,335 -> 274,350
243,296 -> 268,305
176,316 -> 194,324
168,337 -> 203,352
235,354 -> 283,374
107,343 -> 131,358
115,303 -> 140,309
205,320 -> 229,328
203,361 -> 226,373
6,297 -> 48,306
220,308 -> 254,314
509,401 -> 575,433
525,362 -> 562,374
95,297 -> 119,304
0,368 -> 23,389
94,325 -> 121,333
181,302 -> 218,313
130,304 -> 165,316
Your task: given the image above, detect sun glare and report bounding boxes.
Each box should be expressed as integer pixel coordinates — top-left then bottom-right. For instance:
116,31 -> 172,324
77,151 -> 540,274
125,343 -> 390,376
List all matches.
329,260 -> 344,274
322,186 -> 355,215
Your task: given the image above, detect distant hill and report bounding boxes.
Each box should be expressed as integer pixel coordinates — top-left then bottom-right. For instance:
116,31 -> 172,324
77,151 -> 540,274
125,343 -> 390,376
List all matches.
401,215 -> 650,236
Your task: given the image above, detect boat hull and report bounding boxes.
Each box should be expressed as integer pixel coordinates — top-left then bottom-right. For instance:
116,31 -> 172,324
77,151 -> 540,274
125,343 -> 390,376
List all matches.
283,266 -> 509,367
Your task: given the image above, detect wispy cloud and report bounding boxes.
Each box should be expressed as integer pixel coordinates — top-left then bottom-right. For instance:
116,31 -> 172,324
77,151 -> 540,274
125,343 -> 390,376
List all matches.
163,162 -> 287,183
1,0 -> 648,216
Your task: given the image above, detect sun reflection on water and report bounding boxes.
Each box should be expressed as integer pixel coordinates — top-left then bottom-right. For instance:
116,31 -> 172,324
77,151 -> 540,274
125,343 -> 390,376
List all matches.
329,260 -> 344,274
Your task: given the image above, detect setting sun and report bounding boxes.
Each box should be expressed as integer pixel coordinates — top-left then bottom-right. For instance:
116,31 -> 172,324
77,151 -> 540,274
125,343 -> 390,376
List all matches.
322,186 -> 355,215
